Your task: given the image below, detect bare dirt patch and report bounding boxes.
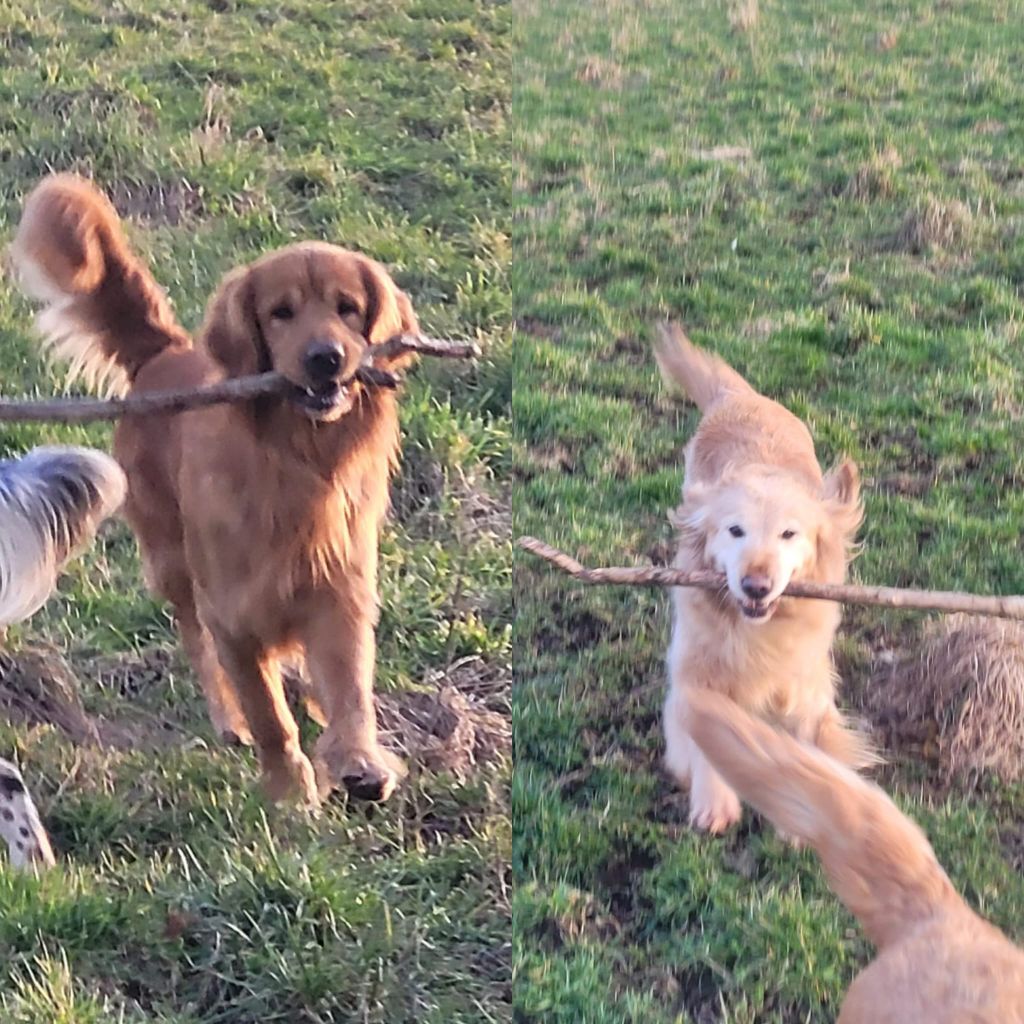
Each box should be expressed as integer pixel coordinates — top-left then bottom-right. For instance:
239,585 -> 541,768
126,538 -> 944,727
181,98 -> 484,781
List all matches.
108,177 -> 206,226
378,657 -> 511,778
1,648 -> 509,781
0,647 -> 182,749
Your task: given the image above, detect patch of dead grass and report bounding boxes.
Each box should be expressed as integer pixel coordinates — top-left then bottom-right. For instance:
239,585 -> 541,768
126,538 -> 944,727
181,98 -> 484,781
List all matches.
870,615 -> 1024,785
728,0 -> 759,33
844,145 -> 901,201
892,195 -> 976,255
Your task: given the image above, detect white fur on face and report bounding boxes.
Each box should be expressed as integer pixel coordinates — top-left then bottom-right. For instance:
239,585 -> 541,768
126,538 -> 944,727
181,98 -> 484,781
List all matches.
686,473 -> 821,623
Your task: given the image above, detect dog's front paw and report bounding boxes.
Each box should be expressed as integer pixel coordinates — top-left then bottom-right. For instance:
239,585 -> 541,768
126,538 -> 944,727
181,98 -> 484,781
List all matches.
688,788 -> 742,834
317,743 -> 407,802
261,747 -> 320,808
208,701 -> 253,748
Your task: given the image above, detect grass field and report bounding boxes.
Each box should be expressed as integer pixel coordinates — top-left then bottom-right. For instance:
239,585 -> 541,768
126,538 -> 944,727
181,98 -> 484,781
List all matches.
0,2 -> 510,1021
513,1 -> 1024,1020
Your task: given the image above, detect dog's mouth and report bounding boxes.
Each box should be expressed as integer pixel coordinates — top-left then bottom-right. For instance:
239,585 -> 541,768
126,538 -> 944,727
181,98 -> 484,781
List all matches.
290,380 -> 356,420
738,596 -> 780,622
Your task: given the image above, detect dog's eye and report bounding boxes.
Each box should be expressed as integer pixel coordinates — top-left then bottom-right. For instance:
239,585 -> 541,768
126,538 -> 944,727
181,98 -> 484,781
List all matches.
728,525 -> 745,538
337,299 -> 359,317
781,529 -> 797,540
270,304 -> 294,321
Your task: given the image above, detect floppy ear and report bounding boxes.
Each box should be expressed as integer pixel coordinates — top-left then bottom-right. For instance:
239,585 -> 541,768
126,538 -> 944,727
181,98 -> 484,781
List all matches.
821,458 -> 862,537
669,484 -> 714,568
200,265 -> 266,377
359,256 -> 419,366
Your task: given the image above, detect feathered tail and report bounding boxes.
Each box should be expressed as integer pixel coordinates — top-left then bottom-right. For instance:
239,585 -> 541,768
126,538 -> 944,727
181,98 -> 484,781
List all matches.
10,174 -> 190,396
653,322 -> 753,412
0,447 -> 126,627
687,689 -> 960,950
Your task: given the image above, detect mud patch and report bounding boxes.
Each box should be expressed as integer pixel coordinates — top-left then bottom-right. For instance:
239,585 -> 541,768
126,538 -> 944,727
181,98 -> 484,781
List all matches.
107,177 -> 205,226
0,647 -> 182,750
377,657 -> 510,777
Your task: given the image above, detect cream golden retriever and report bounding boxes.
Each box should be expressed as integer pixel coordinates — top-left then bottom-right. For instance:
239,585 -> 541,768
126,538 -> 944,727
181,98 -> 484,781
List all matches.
12,174 -> 420,806
687,689 -> 1024,1023
655,323 -> 870,832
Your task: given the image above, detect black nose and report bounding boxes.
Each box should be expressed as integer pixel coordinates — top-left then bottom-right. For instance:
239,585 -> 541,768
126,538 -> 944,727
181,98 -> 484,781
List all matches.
741,575 -> 772,600
304,343 -> 343,381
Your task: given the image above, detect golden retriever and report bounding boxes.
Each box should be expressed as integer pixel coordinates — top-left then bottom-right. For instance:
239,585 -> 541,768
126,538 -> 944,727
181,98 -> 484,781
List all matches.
12,174 -> 420,806
655,323 -> 869,832
687,688 -> 1024,1023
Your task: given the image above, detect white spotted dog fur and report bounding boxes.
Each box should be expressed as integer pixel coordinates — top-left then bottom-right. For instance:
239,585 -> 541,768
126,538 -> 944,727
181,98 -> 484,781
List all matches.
0,758 -> 55,868
0,446 -> 126,868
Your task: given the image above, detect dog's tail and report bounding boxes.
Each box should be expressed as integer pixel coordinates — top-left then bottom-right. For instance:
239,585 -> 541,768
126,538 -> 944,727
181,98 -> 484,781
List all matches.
814,703 -> 880,772
653,322 -> 753,412
686,689 -> 961,951
10,174 -> 191,397
0,447 -> 127,628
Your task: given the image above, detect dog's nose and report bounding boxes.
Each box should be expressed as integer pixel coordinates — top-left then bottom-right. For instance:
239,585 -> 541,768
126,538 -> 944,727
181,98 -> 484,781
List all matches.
741,575 -> 772,600
304,343 -> 344,381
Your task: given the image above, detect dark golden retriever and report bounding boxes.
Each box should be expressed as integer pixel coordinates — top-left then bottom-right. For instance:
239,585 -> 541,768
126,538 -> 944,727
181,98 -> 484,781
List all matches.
13,174 -> 419,805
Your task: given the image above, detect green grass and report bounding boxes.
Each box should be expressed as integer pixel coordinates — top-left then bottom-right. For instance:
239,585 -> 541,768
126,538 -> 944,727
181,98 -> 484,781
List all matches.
513,0 -> 1024,1020
0,1 -> 509,1020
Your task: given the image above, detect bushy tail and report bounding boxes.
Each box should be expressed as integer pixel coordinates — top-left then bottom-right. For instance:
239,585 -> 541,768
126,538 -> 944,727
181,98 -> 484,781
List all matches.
10,174 -> 190,396
653,322 -> 753,412
0,447 -> 126,628
686,689 -> 960,950
814,703 -> 879,771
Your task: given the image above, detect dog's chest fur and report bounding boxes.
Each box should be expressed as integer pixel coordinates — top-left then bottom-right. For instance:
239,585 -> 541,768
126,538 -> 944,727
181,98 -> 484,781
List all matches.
178,390 -> 400,621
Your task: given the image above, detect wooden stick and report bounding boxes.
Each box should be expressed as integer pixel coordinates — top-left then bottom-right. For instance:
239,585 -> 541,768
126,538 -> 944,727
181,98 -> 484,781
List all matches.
0,334 -> 480,424
517,536 -> 1024,621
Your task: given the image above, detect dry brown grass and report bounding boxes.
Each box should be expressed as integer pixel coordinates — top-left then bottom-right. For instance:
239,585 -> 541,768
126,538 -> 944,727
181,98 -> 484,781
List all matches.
576,55 -> 624,89
728,0 -> 759,33
875,27 -> 900,51
871,615 -> 1024,784
844,145 -> 901,201
893,195 -> 975,254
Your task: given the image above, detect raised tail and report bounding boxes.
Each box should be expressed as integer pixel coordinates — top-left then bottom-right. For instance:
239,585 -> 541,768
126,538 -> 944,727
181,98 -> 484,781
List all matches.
653,322 -> 753,412
10,174 -> 191,396
0,447 -> 127,628
686,689 -> 961,951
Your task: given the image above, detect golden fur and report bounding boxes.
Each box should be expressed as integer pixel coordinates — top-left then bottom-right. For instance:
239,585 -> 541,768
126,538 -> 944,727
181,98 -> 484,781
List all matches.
655,323 -> 869,832
12,174 -> 420,805
687,689 -> 1024,1023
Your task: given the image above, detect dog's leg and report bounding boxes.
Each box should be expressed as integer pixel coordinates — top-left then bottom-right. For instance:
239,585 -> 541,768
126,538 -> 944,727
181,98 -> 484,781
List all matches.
665,683 -> 741,833
301,588 -> 406,803
688,736 -> 742,833
176,604 -> 252,747
211,633 -> 318,806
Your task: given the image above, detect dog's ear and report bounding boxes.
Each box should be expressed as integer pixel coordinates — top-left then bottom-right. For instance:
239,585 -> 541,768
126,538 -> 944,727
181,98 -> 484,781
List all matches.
822,459 -> 862,532
201,265 -> 265,377
359,256 -> 419,363
670,486 -> 714,567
